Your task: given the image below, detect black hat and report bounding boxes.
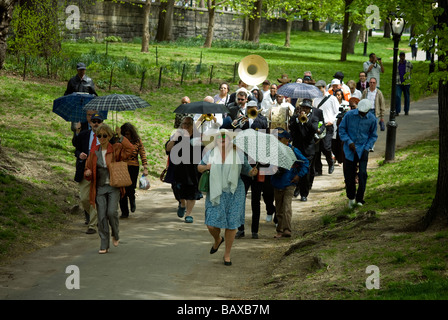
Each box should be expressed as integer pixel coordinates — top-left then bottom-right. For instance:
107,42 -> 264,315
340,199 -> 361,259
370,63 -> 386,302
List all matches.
333,71 -> 344,80
300,99 -> 313,108
91,113 -> 103,121
77,62 -> 87,70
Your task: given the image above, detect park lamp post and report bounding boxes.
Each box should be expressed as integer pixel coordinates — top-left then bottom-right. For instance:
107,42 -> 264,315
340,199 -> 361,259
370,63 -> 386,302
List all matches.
385,14 -> 406,162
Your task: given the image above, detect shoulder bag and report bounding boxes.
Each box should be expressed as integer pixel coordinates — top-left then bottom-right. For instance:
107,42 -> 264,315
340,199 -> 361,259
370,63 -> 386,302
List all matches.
109,146 -> 132,188
198,170 -> 210,193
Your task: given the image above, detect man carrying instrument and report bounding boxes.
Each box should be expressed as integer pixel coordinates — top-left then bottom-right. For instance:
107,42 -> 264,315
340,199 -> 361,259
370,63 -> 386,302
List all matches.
289,99 -> 320,201
314,80 -> 339,175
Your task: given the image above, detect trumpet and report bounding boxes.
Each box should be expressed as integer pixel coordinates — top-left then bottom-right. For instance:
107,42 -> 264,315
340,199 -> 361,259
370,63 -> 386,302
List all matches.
232,108 -> 260,128
299,114 -> 308,123
200,113 -> 214,126
232,115 -> 248,128
247,108 -> 260,119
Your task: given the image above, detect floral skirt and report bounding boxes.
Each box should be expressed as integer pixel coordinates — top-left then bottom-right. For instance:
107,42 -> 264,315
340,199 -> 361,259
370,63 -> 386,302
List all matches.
204,179 -> 246,230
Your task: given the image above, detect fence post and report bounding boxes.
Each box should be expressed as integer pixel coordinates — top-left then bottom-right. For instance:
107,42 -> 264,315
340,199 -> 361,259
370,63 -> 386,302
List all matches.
209,65 -> 214,84
181,64 -> 186,85
109,66 -> 114,92
156,46 -> 158,66
157,66 -> 163,88
233,62 -> 238,83
140,70 -> 146,92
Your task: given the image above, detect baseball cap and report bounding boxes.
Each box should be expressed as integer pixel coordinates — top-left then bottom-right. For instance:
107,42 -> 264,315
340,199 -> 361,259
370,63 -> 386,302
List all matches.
331,79 -> 341,86
247,100 -> 258,108
358,99 -> 372,113
77,62 -> 87,70
315,80 -> 326,88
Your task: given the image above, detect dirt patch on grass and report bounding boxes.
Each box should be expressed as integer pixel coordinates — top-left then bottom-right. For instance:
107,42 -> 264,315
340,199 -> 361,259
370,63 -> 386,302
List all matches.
0,145 -> 81,265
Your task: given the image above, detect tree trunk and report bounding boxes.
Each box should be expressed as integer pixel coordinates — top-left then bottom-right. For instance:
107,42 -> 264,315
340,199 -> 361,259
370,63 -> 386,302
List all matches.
340,0 -> 353,61
312,19 -> 320,31
347,23 -> 361,54
141,1 -> 151,52
302,19 -> 310,31
420,0 -> 448,230
284,20 -> 292,47
383,21 -> 391,38
242,16 -> 249,41
248,0 -> 262,43
0,0 -> 19,69
203,1 -> 215,48
155,0 -> 174,42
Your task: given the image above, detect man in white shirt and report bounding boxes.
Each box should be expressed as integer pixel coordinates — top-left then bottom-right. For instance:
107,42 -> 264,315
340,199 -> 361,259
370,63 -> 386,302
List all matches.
314,80 -> 339,174
363,53 -> 385,88
261,79 -> 271,97
261,83 -> 278,116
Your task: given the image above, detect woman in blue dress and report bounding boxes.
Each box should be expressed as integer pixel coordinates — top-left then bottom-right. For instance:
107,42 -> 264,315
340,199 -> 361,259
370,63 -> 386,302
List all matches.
198,129 -> 258,266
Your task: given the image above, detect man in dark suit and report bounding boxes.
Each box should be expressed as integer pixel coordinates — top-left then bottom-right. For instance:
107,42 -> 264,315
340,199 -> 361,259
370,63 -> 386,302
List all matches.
289,99 -> 320,201
74,113 -> 103,234
356,71 -> 369,92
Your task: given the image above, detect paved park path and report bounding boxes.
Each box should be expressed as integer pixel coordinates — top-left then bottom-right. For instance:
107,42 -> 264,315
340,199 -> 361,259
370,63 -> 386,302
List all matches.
0,94 -> 439,300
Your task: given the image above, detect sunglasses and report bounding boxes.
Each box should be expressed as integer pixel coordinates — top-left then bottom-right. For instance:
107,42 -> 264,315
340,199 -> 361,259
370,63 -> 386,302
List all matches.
97,134 -> 109,139
91,120 -> 103,124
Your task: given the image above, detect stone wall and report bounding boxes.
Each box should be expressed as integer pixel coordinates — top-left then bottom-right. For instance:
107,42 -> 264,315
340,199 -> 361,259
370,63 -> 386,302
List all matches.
62,0 -> 307,42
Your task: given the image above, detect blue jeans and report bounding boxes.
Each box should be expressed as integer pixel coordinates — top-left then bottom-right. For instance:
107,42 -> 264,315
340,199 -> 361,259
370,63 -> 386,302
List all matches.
396,84 -> 410,114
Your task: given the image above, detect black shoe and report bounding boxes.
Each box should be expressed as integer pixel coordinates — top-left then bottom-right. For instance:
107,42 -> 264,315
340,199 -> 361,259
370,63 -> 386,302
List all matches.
252,233 -> 259,239
300,196 -> 307,202
210,237 -> 224,254
235,230 -> 245,239
86,228 -> 96,234
130,200 -> 136,213
405,112 -> 409,115
293,189 -> 300,197
84,211 -> 90,225
223,259 -> 232,266
328,165 -> 335,174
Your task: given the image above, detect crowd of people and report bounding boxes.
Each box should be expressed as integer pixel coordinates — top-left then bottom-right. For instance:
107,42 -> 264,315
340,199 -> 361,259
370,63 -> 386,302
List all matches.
69,51 -> 413,264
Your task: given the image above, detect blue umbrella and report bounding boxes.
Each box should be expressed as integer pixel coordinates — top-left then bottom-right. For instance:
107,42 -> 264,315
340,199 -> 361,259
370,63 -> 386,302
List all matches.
53,93 -> 108,122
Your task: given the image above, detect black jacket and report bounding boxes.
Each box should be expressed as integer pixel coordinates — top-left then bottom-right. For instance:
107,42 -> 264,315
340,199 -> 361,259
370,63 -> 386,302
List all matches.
73,129 -> 94,182
289,108 -> 320,158
65,75 -> 98,96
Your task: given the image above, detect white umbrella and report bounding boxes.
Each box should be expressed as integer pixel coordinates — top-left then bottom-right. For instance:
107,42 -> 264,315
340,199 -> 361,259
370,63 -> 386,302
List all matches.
233,129 -> 299,169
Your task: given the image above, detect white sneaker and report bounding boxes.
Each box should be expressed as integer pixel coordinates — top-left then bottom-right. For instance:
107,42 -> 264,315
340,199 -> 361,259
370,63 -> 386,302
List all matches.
348,199 -> 356,209
356,202 -> 363,207
266,215 -> 273,222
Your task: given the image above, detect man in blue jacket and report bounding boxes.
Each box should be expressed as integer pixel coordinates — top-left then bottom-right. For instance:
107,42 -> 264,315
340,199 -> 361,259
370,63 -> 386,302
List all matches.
338,99 -> 378,208
270,128 -> 309,238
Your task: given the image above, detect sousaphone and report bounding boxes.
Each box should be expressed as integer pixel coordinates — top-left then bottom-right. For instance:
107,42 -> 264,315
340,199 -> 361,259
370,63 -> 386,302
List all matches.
238,55 -> 269,86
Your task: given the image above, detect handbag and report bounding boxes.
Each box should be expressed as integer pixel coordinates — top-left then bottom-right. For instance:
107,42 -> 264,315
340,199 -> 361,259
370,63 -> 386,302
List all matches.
198,170 -> 210,193
109,147 -> 132,188
159,156 -> 170,182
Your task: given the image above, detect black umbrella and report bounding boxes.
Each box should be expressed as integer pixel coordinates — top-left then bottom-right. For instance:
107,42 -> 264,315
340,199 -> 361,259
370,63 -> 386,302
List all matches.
173,101 -> 229,114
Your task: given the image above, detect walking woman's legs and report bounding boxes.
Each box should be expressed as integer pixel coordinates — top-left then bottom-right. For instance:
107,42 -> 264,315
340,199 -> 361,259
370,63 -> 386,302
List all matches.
207,225 -> 221,248
224,229 -> 237,263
